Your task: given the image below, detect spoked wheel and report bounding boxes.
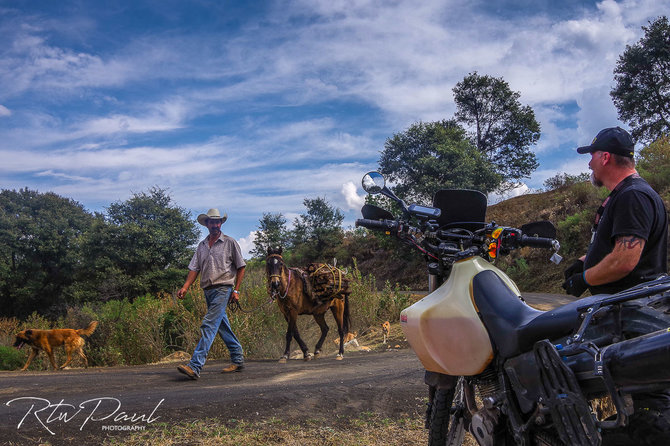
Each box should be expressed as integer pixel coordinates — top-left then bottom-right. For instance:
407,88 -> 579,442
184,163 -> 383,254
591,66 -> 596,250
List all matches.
428,376 -> 467,446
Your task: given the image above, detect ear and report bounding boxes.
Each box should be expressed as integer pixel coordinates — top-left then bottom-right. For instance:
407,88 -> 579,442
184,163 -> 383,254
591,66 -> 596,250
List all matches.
25,330 -> 32,336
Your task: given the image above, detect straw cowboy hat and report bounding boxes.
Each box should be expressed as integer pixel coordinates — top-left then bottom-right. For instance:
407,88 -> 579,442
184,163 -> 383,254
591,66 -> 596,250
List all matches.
197,208 -> 228,226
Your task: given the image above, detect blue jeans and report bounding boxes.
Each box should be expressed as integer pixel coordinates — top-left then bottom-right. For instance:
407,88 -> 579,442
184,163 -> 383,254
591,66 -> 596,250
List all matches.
188,286 -> 244,374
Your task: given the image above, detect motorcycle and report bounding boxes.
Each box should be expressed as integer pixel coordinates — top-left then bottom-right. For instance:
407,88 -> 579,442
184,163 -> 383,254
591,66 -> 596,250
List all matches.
356,171 -> 670,446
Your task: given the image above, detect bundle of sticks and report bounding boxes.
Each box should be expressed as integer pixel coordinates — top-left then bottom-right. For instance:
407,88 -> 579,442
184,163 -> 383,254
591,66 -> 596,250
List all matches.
305,262 -> 351,302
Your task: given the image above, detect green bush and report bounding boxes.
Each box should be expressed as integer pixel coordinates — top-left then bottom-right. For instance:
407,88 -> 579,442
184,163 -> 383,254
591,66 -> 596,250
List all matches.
0,346 -> 25,370
4,259 -> 425,367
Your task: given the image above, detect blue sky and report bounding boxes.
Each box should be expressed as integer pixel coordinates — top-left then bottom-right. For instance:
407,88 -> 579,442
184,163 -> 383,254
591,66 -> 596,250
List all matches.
1,0 -> 668,258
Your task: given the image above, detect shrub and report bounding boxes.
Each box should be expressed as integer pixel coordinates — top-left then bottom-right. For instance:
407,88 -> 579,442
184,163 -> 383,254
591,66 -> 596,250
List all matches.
0,346 -> 25,370
543,172 -> 590,191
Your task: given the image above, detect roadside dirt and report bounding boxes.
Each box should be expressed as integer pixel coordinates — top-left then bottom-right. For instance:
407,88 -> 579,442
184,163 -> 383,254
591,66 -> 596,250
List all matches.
0,293 -> 568,445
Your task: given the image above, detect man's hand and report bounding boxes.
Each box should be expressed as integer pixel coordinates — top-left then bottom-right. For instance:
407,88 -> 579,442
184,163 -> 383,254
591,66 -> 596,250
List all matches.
231,290 -> 240,302
564,259 -> 584,280
562,273 -> 589,297
177,287 -> 188,299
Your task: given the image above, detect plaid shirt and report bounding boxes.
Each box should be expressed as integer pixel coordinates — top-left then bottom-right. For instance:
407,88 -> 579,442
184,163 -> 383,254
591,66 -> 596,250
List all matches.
188,234 -> 246,288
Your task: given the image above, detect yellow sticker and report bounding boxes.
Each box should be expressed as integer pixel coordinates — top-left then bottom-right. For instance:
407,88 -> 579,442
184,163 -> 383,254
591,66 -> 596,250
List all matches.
491,227 -> 503,239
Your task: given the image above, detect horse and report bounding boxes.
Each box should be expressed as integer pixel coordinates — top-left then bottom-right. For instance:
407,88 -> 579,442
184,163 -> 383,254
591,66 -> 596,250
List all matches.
266,246 -> 351,363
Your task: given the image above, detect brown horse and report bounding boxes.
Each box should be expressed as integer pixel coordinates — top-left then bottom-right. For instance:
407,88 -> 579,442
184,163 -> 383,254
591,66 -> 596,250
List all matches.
266,246 -> 351,362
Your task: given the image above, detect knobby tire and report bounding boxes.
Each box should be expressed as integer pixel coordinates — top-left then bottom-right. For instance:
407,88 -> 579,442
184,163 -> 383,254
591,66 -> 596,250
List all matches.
428,378 -> 466,446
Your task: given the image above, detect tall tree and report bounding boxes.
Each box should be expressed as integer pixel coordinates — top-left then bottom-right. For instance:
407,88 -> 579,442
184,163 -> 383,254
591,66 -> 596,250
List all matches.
0,189 -> 93,317
453,72 -> 540,187
252,212 -> 288,258
379,120 -> 501,203
610,16 -> 670,143
290,197 -> 344,264
74,187 -> 199,302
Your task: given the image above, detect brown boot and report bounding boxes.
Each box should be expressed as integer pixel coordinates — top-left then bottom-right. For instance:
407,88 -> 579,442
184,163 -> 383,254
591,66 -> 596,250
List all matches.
221,363 -> 244,373
177,364 -> 199,380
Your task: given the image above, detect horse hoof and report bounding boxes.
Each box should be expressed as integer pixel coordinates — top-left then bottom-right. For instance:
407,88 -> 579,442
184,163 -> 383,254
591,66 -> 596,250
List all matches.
304,353 -> 314,361
335,354 -> 344,361
278,356 -> 288,364
314,350 -> 321,358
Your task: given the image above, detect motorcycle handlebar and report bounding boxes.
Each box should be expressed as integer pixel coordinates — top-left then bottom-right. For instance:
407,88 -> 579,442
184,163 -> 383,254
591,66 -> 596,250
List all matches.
355,219 -> 399,232
520,235 -> 557,249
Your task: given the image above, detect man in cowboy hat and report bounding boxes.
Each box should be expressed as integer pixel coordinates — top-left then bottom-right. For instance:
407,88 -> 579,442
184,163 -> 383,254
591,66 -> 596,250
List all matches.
177,208 -> 246,379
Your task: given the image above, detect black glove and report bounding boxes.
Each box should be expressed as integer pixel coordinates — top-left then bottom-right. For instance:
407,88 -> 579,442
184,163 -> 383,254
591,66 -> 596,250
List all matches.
564,259 -> 584,280
562,272 -> 589,297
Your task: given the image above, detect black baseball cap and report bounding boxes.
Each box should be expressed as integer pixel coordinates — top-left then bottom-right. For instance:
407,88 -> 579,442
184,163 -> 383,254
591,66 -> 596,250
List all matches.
577,127 -> 635,157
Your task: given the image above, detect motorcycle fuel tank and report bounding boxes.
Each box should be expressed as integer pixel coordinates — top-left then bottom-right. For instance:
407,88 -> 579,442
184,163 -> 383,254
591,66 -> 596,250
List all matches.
401,256 -> 521,376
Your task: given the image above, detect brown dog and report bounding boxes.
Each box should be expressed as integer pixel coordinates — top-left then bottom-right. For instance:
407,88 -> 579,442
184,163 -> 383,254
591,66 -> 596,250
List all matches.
13,321 -> 98,371
382,321 -> 391,344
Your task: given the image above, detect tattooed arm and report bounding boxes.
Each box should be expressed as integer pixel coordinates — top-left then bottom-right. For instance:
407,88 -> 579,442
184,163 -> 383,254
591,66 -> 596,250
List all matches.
584,235 -> 645,286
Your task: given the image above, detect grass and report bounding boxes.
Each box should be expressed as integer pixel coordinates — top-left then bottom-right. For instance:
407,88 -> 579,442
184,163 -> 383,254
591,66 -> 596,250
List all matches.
103,413 -> 428,446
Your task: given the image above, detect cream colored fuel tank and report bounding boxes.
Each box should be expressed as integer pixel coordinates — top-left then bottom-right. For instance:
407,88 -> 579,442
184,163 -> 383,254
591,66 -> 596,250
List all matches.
400,256 -> 521,376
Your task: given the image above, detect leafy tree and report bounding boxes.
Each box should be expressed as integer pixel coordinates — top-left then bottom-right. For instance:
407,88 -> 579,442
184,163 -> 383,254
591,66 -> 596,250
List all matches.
251,212 -> 288,258
637,135 -> 670,193
290,197 -> 344,264
611,16 -> 670,143
453,72 -> 540,186
379,120 -> 501,203
74,187 -> 199,302
0,189 -> 93,318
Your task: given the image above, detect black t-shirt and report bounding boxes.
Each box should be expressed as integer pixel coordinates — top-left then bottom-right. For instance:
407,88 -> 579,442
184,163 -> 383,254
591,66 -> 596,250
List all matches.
584,175 -> 668,295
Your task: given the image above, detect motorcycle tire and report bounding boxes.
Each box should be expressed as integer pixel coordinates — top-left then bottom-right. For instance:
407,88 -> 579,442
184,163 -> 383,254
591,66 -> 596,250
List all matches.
428,377 -> 466,446
599,295 -> 670,445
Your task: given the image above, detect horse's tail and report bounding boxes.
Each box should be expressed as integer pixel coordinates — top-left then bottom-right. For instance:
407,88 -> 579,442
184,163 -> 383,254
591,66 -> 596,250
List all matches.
342,293 -> 351,335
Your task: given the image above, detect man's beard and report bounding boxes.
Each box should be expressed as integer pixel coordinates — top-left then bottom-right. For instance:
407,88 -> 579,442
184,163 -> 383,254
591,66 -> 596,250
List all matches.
590,171 -> 603,187
209,227 -> 221,237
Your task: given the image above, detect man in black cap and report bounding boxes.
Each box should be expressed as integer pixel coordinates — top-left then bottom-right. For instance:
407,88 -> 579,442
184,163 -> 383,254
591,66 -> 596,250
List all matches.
562,126 -> 667,297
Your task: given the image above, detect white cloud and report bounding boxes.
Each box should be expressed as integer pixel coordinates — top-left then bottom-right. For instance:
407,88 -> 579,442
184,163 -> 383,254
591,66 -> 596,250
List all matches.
341,181 -> 365,210
237,231 -> 257,260
488,183 -> 531,205
0,104 -> 11,117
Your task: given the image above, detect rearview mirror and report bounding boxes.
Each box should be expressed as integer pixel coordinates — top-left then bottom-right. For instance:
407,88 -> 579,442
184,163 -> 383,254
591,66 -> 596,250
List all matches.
362,171 -> 385,194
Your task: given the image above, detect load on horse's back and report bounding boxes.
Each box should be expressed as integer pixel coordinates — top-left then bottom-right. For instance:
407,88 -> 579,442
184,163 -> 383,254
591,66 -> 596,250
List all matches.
266,246 -> 351,362
305,262 -> 351,304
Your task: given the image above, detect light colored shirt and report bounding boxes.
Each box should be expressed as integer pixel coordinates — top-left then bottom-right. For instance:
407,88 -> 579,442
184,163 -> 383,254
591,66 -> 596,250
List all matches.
188,234 -> 246,288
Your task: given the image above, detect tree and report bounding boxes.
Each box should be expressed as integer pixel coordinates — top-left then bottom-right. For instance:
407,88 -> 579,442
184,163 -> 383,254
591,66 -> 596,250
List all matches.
611,16 -> 670,143
0,189 -> 93,317
453,72 -> 540,186
251,212 -> 288,258
74,187 -> 199,302
636,135 -> 670,193
379,120 -> 501,203
290,197 -> 344,264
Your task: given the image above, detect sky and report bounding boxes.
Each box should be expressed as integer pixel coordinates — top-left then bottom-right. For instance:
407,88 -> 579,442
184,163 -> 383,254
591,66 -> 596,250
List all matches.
1,0 -> 668,258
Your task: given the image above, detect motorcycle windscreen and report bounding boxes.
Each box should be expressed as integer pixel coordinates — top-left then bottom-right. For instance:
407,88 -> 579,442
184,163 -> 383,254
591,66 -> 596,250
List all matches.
432,189 -> 487,230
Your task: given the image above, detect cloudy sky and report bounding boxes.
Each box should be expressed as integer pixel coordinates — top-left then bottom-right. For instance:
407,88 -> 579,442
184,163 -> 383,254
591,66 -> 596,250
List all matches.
1,0 -> 668,257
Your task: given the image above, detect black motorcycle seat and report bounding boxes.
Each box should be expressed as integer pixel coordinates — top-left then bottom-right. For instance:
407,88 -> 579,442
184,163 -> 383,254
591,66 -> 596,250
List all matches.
472,270 -> 603,358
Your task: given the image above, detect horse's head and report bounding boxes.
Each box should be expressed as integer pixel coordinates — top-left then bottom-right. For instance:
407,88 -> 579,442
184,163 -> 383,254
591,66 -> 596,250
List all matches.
266,246 -> 284,291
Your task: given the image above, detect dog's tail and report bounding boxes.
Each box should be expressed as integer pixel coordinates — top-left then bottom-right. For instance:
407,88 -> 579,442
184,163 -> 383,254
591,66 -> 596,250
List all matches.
77,321 -> 98,337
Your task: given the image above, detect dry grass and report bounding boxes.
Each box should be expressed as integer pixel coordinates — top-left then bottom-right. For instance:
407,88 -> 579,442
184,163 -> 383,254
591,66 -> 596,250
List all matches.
103,413 -> 427,446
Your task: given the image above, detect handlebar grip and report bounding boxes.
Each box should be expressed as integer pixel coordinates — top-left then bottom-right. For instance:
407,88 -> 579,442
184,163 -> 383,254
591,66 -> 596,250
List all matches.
355,219 -> 399,231
520,235 -> 557,249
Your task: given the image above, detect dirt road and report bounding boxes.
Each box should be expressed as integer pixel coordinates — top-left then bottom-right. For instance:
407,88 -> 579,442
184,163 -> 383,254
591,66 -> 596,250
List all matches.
0,293 -> 567,445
